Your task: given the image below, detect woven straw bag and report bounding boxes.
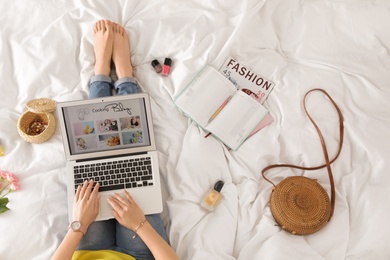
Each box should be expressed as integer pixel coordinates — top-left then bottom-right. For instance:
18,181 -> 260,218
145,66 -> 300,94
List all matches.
262,89 -> 344,235
17,98 -> 57,144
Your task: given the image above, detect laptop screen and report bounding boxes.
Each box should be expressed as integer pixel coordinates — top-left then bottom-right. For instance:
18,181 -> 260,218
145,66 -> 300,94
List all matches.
61,97 -> 152,156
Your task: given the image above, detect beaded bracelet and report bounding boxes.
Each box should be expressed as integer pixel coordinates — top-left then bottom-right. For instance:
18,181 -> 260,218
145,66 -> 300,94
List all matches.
132,219 -> 147,239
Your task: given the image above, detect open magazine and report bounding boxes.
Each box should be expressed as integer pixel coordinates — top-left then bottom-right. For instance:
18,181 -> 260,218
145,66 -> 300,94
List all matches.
174,65 -> 269,150
219,57 -> 275,137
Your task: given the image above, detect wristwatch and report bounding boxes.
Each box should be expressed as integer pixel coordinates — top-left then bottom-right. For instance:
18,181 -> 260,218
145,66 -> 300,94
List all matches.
69,221 -> 87,235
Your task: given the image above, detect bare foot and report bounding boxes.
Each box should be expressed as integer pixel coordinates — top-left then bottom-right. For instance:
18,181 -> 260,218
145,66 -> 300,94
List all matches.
93,20 -> 113,76
112,23 -> 133,78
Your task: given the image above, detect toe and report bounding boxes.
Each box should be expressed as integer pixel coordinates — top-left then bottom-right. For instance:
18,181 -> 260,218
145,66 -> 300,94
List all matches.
114,23 -> 125,36
104,20 -> 112,31
113,23 -> 120,34
93,21 -> 100,33
98,20 -> 105,31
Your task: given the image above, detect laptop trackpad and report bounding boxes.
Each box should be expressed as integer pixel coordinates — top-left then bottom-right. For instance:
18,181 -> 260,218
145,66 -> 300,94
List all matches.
99,194 -> 114,220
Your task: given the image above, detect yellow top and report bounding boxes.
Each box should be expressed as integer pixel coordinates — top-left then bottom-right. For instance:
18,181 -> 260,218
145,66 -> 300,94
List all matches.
72,250 -> 135,260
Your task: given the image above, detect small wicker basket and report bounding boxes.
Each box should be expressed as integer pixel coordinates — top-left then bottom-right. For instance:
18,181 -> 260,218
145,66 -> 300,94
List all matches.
17,98 -> 57,144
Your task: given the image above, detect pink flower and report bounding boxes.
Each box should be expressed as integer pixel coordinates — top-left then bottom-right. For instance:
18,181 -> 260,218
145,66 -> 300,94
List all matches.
0,170 -> 20,214
5,172 -> 18,183
0,171 -> 6,179
10,182 -> 20,191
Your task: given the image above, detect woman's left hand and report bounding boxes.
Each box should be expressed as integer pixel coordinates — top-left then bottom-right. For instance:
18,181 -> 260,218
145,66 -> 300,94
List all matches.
107,190 -> 146,231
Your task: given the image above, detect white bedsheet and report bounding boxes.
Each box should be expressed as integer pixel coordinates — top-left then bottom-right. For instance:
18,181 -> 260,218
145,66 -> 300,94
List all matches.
1,0 -> 390,259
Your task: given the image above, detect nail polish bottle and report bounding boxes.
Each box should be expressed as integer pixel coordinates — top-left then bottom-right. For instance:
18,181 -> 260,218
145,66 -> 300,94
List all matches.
201,180 -> 224,211
162,58 -> 172,76
151,59 -> 162,73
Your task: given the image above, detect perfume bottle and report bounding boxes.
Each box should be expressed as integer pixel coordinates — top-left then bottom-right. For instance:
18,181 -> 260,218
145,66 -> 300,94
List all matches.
201,180 -> 224,211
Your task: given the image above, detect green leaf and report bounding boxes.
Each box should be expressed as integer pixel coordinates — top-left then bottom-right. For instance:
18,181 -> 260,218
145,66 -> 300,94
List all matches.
0,197 -> 9,206
0,205 -> 10,214
0,197 -> 10,214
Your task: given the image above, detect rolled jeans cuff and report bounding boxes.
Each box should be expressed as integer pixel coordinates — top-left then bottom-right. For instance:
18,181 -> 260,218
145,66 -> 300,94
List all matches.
90,74 -> 112,84
114,77 -> 138,89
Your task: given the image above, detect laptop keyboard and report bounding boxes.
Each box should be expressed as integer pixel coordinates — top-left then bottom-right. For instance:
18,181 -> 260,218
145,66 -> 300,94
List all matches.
73,157 -> 154,193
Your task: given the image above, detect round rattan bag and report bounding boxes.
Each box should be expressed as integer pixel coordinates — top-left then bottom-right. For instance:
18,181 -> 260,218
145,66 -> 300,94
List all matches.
270,176 -> 331,235
262,89 -> 344,235
17,98 -> 57,144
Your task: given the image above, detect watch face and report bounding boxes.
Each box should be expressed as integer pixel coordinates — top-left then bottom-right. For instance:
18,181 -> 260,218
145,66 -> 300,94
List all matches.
71,221 -> 81,230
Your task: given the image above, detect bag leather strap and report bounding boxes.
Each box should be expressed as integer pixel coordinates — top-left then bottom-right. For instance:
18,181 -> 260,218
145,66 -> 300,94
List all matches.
262,88 -> 344,220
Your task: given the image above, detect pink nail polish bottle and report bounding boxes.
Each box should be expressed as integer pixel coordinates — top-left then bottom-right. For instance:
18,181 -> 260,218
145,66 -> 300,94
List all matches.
162,58 -> 172,77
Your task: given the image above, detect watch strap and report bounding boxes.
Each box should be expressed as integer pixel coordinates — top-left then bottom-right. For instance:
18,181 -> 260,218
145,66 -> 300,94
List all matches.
78,225 -> 87,236
69,221 -> 87,236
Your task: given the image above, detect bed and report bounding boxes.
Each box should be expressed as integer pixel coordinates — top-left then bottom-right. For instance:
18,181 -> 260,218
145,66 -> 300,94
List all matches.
1,0 -> 390,259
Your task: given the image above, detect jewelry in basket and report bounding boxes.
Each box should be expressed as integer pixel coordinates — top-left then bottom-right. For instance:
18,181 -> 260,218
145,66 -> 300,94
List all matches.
17,98 -> 57,144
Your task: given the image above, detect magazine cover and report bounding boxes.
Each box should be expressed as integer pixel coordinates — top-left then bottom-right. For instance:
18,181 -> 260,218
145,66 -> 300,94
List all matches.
219,57 -> 276,104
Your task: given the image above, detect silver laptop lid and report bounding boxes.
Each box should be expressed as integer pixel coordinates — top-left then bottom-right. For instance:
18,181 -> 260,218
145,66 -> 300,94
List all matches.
57,93 -> 157,161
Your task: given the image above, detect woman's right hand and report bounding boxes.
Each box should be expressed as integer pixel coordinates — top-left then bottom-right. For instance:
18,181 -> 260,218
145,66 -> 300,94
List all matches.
73,180 -> 100,230
107,190 -> 146,231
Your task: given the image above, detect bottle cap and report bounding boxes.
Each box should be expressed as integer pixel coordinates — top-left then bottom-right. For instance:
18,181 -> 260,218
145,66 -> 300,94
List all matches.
213,180 -> 224,192
151,59 -> 161,67
164,58 -> 172,66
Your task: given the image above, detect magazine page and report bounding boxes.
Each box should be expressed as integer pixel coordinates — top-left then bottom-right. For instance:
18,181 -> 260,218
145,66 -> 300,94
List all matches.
174,65 -> 237,127
206,91 -> 268,150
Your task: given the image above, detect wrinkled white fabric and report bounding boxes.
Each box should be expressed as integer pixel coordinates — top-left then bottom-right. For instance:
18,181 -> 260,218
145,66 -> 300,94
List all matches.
1,0 -> 390,259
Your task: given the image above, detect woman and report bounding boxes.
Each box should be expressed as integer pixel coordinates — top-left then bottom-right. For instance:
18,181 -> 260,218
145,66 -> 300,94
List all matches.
52,20 -> 179,260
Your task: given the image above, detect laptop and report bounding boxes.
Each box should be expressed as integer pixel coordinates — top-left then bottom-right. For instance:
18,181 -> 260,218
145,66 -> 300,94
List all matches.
57,93 -> 163,222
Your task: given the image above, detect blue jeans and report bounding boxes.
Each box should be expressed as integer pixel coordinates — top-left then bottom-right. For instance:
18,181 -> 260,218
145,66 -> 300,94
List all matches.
78,214 -> 169,260
89,75 -> 141,98
81,75 -> 168,260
